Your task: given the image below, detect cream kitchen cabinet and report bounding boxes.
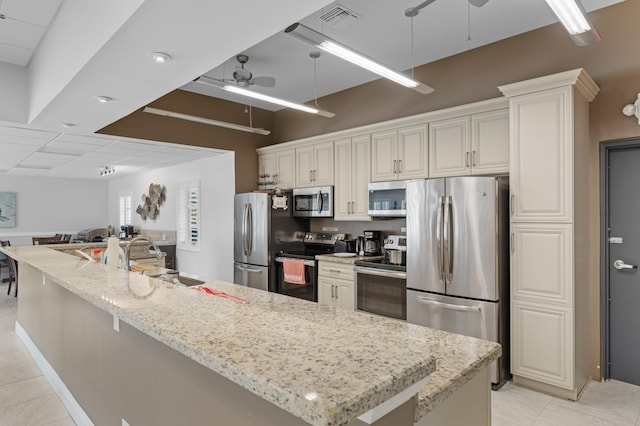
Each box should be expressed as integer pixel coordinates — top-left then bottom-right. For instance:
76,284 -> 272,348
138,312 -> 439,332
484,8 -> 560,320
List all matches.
258,148 -> 295,190
371,125 -> 427,182
499,69 -> 599,400
334,135 -> 371,221
295,141 -> 334,187
428,109 -> 508,178
317,261 -> 355,311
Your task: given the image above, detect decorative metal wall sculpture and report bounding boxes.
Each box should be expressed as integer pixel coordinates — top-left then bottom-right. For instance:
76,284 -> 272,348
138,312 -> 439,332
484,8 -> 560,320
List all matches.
136,183 -> 166,221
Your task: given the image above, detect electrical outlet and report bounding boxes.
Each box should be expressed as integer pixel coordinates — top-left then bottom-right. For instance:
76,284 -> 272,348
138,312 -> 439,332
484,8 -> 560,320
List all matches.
401,227 -> 407,233
322,226 -> 339,232
113,315 -> 120,332
122,419 -> 130,426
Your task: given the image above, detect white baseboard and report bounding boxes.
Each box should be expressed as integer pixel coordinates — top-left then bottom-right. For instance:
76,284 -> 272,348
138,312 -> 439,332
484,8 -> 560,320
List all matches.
15,321 -> 94,426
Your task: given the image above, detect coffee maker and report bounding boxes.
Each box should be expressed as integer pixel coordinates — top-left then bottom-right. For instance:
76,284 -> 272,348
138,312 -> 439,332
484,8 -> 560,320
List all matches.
362,230 -> 382,256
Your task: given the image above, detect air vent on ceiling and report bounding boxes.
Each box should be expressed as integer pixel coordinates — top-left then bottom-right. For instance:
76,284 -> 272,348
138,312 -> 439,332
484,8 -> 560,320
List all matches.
317,5 -> 361,28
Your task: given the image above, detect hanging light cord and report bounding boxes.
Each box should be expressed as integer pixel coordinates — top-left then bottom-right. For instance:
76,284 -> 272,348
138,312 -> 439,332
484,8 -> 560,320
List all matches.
410,15 -> 416,79
467,0 -> 472,42
313,55 -> 320,108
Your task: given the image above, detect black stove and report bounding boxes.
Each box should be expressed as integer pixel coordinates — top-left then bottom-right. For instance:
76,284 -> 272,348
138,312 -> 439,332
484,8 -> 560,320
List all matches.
279,232 -> 346,259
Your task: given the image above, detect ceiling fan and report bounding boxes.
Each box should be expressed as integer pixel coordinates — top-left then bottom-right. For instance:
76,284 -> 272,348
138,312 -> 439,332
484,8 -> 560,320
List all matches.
228,54 -> 276,88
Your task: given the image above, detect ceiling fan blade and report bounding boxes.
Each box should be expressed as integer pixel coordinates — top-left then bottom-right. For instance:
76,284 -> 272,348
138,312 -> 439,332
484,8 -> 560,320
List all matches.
468,0 -> 489,7
252,76 -> 276,88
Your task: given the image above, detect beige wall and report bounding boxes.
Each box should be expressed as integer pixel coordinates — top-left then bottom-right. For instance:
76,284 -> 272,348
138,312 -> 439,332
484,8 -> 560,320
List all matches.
100,1 -> 640,380
99,90 -> 275,194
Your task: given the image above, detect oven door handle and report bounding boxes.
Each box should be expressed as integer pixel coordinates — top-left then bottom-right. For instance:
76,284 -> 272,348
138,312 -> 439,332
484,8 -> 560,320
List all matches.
354,266 -> 406,280
275,257 -> 316,267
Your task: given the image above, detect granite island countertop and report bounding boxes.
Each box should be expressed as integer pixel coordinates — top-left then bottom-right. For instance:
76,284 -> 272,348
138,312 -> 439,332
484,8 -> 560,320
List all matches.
2,245 -> 500,426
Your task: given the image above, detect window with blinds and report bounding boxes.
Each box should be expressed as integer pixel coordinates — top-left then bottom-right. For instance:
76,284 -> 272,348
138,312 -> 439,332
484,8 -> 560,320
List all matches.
119,191 -> 132,227
177,180 -> 200,252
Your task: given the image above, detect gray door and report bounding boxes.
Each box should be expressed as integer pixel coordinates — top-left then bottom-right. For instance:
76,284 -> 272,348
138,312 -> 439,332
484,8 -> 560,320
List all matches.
446,177 -> 499,300
234,193 -> 269,267
607,146 -> 640,385
406,179 -> 445,294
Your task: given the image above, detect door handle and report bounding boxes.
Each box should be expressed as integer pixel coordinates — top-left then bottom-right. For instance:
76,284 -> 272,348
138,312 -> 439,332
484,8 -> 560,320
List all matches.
416,297 -> 481,313
613,259 -> 637,270
436,195 -> 444,282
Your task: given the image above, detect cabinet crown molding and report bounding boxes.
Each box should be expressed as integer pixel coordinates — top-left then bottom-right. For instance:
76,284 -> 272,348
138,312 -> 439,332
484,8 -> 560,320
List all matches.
498,68 -> 600,102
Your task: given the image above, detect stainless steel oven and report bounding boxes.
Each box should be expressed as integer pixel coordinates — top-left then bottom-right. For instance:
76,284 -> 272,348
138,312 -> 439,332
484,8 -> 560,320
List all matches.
292,186 -> 333,217
354,265 -> 407,320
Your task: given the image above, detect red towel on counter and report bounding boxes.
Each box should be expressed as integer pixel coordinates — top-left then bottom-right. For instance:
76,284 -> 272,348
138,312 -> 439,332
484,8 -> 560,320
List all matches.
283,258 -> 306,285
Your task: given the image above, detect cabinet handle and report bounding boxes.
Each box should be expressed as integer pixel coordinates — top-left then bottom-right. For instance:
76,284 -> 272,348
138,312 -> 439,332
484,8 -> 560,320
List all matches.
466,151 -> 470,168
348,201 -> 352,214
274,174 -> 279,185
398,159 -> 402,174
393,160 -> 397,174
335,286 -> 338,299
328,269 -> 341,274
331,284 -> 335,298
472,151 -> 477,167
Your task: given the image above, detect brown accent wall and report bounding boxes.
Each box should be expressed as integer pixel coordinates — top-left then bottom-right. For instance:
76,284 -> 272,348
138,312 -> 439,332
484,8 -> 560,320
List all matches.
99,1 -> 640,380
99,90 -> 275,194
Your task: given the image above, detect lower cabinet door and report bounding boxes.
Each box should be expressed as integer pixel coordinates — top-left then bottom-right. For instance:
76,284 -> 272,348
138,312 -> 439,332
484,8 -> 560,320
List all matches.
511,299 -> 574,389
318,277 -> 335,307
335,278 -> 355,311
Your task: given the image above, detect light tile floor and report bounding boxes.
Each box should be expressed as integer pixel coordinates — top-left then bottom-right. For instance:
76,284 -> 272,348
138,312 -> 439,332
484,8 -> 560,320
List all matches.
1,282 -> 639,425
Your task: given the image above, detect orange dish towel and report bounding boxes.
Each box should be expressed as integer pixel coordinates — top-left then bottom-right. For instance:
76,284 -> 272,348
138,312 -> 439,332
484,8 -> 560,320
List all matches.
283,258 -> 306,285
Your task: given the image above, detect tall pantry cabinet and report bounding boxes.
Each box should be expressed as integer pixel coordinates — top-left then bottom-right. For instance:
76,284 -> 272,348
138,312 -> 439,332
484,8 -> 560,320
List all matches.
499,69 -> 599,400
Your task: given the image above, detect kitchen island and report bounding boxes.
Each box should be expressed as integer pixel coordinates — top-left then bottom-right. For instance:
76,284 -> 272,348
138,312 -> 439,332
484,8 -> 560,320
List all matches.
2,245 -> 500,426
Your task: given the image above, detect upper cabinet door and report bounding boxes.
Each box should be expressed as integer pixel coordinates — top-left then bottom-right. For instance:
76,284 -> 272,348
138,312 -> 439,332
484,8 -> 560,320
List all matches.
471,109 -> 509,175
258,153 -> 276,190
334,138 -> 353,220
429,116 -> 470,177
275,149 -> 296,189
510,88 -> 572,222
312,141 -> 334,186
371,130 -> 398,182
295,145 -> 315,187
351,134 -> 372,220
398,125 -> 428,179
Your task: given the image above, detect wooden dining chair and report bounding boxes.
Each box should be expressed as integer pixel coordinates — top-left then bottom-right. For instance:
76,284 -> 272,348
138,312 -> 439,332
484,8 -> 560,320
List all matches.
0,241 -> 17,297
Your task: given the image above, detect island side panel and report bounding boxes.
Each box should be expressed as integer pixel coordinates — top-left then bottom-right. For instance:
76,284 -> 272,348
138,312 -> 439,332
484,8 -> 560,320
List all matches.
15,263 -> 352,426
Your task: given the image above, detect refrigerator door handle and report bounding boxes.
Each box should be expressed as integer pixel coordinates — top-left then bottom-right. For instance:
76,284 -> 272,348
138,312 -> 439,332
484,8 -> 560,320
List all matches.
246,203 -> 253,256
242,203 -> 249,256
443,195 -> 453,281
436,195 -> 444,282
416,296 -> 481,313
234,264 -> 263,273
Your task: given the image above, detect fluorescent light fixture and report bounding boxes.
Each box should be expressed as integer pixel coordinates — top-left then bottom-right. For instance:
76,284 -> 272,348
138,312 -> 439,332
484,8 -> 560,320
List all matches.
142,107 -> 271,136
195,76 -> 335,118
285,23 -> 434,95
545,0 -> 601,46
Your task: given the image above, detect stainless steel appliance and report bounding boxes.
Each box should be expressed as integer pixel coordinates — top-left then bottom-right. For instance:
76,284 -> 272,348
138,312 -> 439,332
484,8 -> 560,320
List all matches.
384,235 -> 407,265
362,230 -> 382,256
368,180 -> 409,217
75,228 -> 106,243
274,232 -> 345,302
354,246 -> 407,320
406,176 -> 509,389
234,191 -> 308,292
292,186 -> 333,217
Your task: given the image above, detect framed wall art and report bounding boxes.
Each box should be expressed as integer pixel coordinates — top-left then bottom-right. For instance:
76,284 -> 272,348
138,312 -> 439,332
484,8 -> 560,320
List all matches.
0,191 -> 16,228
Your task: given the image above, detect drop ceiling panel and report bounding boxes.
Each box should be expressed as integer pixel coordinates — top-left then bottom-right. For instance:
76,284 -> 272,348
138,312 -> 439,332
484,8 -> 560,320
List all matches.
2,0 -> 63,27
0,126 -> 57,138
20,152 -> 75,166
0,15 -> 46,49
0,44 -> 30,66
43,140 -> 103,153
52,134 -> 112,145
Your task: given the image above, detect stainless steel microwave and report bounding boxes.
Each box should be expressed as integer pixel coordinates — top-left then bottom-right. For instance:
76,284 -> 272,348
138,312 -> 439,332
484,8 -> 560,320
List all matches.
368,180 -> 411,217
292,186 -> 333,217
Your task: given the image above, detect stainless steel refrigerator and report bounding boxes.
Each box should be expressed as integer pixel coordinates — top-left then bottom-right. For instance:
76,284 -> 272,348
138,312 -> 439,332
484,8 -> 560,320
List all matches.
406,176 -> 510,389
234,192 -> 308,292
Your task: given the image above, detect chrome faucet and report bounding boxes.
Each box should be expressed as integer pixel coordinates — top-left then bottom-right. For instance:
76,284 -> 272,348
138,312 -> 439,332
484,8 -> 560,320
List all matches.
124,235 -> 163,271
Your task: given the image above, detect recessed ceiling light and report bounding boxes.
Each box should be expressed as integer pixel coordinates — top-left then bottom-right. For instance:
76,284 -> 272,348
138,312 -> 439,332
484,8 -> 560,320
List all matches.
150,52 -> 172,63
61,123 -> 75,128
96,96 -> 113,103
